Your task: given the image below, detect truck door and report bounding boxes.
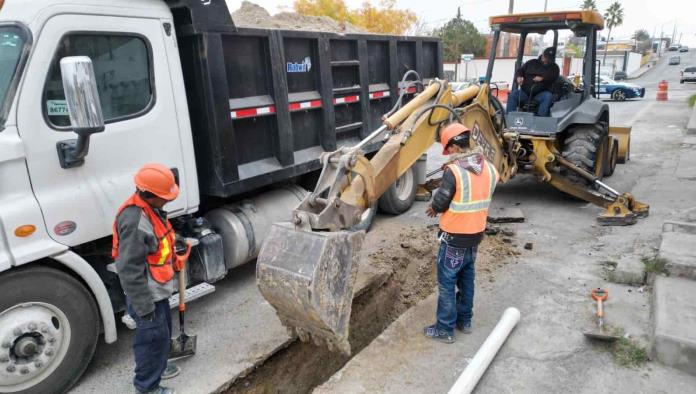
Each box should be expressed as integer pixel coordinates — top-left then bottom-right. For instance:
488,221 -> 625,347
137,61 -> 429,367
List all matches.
17,14 -> 191,246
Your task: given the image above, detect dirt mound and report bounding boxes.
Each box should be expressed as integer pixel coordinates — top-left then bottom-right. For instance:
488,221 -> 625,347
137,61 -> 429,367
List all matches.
231,1 -> 367,33
367,224 -> 520,307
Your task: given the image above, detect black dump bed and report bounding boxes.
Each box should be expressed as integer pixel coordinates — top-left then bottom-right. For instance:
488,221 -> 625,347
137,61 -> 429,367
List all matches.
166,0 -> 442,198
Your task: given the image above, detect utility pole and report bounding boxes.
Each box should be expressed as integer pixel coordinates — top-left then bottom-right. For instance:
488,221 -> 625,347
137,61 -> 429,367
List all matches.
508,0 -> 513,14
544,0 -> 548,12
671,24 -> 677,44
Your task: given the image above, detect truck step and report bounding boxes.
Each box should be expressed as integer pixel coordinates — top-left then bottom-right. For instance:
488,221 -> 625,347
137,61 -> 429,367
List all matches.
121,282 -> 216,329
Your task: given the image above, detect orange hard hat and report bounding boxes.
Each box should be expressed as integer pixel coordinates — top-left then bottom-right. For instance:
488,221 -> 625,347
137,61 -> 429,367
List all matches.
440,123 -> 470,155
134,163 -> 179,201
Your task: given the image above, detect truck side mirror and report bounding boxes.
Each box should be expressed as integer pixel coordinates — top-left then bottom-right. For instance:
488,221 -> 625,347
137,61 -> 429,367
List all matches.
56,56 -> 105,169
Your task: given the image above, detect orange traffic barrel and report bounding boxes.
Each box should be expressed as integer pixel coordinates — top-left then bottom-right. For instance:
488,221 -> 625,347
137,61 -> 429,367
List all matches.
656,80 -> 668,101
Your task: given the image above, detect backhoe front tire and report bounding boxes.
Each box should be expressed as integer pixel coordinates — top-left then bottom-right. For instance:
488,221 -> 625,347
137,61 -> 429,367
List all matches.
604,140 -> 619,177
378,166 -> 417,215
561,123 -> 605,185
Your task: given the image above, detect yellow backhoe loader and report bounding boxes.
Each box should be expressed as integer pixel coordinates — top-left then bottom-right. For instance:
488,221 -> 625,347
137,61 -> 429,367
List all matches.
257,10 -> 648,354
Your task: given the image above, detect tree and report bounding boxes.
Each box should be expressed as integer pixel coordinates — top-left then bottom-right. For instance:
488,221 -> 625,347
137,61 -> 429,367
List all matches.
580,0 -> 597,10
294,0 -> 417,35
433,8 -> 486,62
632,29 -> 650,54
350,0 -> 417,35
602,1 -> 624,65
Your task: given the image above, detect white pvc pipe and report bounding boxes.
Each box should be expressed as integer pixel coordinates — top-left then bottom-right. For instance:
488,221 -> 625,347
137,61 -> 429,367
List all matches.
448,307 -> 521,394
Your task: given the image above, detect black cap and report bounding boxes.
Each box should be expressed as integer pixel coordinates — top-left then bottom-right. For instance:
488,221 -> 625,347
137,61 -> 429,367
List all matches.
543,47 -> 556,59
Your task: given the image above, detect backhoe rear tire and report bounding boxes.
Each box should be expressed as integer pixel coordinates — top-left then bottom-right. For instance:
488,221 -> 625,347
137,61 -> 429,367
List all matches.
378,166 -> 417,215
561,123 -> 605,185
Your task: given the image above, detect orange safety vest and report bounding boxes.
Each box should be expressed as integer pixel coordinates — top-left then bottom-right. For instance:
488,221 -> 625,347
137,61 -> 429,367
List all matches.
112,193 -> 176,284
439,160 -> 499,235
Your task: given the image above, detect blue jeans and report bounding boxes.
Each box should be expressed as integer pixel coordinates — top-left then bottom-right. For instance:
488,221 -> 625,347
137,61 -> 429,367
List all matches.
435,242 -> 477,334
127,299 -> 171,392
506,88 -> 553,116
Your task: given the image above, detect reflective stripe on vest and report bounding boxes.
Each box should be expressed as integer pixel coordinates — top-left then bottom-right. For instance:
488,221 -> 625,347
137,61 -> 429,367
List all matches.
439,160 -> 498,235
112,193 -> 176,284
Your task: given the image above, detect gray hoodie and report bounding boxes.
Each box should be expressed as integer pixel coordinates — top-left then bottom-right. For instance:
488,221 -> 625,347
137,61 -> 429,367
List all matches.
114,205 -> 175,317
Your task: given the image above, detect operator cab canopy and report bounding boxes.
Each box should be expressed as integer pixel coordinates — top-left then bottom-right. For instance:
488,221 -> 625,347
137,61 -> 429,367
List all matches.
489,10 -> 604,36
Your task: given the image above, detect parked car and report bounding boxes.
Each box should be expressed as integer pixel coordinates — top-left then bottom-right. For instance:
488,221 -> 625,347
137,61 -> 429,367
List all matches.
669,56 -> 681,65
681,66 -> 696,84
668,45 -> 679,51
613,70 -> 627,80
597,75 -> 645,101
679,46 -> 689,52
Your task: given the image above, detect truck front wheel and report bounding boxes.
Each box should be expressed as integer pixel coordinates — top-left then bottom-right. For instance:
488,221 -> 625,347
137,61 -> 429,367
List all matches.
0,266 -> 99,394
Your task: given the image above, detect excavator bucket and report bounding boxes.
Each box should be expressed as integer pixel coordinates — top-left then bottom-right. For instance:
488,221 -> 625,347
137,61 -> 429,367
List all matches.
256,222 -> 364,354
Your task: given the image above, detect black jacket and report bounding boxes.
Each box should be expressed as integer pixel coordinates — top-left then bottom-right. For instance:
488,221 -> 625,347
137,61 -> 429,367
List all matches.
431,168 -> 484,248
515,57 -> 560,95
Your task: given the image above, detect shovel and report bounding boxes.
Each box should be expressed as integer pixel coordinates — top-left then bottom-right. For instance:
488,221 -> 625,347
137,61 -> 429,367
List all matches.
169,241 -> 197,359
583,288 -> 621,342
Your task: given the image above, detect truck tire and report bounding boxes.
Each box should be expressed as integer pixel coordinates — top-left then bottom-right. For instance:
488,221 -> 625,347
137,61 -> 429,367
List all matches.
561,123 -> 605,185
0,266 -> 99,394
348,200 -> 378,232
378,166 -> 417,215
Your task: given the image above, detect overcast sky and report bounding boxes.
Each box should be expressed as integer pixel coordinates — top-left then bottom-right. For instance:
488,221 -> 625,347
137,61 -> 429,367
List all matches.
227,0 -> 696,46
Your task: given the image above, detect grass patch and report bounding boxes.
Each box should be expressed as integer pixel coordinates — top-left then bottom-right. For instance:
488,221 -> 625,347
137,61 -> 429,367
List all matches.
641,257 -> 668,274
689,93 -> 696,108
594,326 -> 649,368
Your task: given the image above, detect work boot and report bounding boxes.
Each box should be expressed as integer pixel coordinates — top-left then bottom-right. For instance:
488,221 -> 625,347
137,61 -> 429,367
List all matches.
456,322 -> 473,334
137,387 -> 176,394
161,362 -> 181,380
422,324 -> 455,344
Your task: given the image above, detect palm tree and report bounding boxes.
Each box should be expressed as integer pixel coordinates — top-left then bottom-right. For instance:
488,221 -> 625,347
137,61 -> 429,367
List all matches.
602,1 -> 624,65
581,0 -> 597,10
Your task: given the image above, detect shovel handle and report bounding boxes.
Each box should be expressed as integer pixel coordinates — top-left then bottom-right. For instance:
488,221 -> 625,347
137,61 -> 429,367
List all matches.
596,298 -> 603,318
178,262 -> 186,312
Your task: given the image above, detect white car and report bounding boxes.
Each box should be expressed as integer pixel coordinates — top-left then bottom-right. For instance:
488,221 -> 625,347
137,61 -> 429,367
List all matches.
681,66 -> 696,84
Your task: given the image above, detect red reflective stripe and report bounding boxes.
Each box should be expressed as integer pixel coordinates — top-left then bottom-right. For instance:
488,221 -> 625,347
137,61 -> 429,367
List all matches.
230,105 -> 276,119
288,100 -> 322,111
400,86 -> 417,94
369,90 -> 391,99
333,95 -> 360,105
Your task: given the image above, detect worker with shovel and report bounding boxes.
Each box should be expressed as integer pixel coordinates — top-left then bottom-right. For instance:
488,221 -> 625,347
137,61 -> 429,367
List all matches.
112,163 -> 190,394
424,124 -> 499,343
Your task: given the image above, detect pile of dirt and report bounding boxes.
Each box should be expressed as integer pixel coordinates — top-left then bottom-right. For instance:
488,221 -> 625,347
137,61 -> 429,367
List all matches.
231,1 -> 367,33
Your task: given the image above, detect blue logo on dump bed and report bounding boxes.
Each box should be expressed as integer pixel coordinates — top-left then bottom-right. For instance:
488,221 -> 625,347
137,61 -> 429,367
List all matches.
287,57 -> 312,73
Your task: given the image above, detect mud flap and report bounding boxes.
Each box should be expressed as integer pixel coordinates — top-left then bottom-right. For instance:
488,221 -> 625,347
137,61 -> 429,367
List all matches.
256,222 -> 365,354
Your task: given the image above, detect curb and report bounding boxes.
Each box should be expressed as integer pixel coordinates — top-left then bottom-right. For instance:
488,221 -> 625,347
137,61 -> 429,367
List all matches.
688,104 -> 696,135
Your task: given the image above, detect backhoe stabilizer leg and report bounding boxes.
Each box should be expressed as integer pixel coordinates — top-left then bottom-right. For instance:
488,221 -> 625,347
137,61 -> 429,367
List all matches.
597,192 -> 649,226
256,222 -> 365,355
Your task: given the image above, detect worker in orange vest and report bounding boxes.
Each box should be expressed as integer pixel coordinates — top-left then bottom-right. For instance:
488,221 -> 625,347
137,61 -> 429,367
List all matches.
424,124 -> 499,343
112,163 -> 189,394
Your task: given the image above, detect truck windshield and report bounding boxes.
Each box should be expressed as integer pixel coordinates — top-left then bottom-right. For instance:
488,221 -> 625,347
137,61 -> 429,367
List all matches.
0,25 -> 28,129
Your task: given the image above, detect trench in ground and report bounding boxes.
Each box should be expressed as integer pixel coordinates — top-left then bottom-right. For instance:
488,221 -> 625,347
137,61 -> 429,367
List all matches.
224,223 -> 519,394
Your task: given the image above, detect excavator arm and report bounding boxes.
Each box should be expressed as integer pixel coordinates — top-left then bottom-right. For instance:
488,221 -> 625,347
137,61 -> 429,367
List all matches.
257,79 -> 478,354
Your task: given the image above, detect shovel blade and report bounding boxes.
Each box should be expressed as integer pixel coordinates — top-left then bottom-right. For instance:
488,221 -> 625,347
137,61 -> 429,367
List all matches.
169,334 -> 197,360
256,222 -> 364,354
